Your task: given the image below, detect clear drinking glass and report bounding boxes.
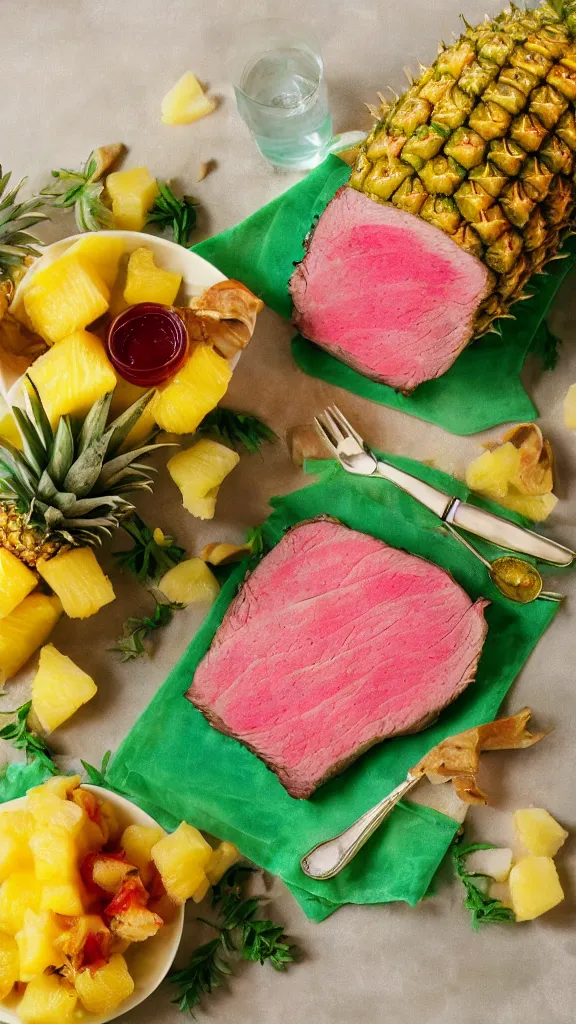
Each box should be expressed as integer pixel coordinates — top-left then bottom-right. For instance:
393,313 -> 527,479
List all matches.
231,19 -> 333,170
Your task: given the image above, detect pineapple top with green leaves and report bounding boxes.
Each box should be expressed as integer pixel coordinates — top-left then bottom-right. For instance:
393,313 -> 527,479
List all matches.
0,169 -> 48,287
0,381 -> 168,567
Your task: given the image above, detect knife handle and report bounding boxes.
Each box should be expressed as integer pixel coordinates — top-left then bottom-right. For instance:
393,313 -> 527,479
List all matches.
374,461 -> 450,519
448,501 -> 574,567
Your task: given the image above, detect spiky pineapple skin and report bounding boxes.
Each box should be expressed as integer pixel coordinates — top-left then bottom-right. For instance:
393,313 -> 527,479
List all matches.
351,1 -> 576,335
0,503 -> 61,568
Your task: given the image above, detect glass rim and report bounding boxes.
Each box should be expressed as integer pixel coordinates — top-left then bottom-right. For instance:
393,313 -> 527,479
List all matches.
230,16 -> 324,110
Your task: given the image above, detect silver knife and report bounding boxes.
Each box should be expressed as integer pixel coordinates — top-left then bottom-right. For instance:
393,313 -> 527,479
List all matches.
314,406 -> 575,568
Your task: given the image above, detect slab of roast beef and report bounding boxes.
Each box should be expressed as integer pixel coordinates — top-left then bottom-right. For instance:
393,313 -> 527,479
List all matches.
289,187 -> 491,393
188,519 -> 488,799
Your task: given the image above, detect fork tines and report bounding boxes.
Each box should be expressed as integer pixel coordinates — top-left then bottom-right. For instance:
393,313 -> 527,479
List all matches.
314,404 -> 365,453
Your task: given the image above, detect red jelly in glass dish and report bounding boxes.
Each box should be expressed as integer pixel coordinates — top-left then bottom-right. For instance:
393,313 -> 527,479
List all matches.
106,303 -> 188,387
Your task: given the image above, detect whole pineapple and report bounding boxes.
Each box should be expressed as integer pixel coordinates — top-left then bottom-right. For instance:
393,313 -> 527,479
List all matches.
350,0 -> 576,334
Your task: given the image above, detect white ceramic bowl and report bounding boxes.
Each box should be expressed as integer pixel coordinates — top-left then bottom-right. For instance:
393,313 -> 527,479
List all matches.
0,784 -> 185,1024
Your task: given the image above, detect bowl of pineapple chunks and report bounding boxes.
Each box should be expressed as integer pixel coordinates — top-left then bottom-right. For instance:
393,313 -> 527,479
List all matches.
0,774 -> 239,1024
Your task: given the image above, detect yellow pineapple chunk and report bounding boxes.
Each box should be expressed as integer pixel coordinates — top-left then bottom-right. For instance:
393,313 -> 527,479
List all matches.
0,829 -> 33,882
466,442 -> 522,499
0,931 -> 19,999
31,643 -> 97,733
0,594 -> 62,685
0,548 -> 37,619
106,167 -> 159,231
29,829 -> 78,883
41,882 -> 84,916
0,810 -> 33,842
75,952 -> 134,1014
151,822 -> 212,903
16,909 -> 65,980
167,438 -> 240,520
495,490 -> 558,522
120,824 -> 165,885
191,873 -> 211,903
159,558 -> 220,605
29,774 -> 82,800
124,247 -> 182,306
27,329 -> 116,428
0,872 -> 42,935
152,344 -> 232,434
18,971 -> 77,1024
161,72 -> 217,125
205,840 -> 241,885
201,542 -> 250,565
509,856 -> 564,921
564,383 -> 576,428
514,808 -> 568,857
24,254 -> 109,345
67,234 -> 125,288
37,547 -> 115,619
27,792 -> 86,837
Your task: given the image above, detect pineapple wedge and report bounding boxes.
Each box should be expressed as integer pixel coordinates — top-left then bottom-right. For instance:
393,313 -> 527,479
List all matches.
106,167 -> 159,232
168,438 -> 239,519
0,548 -> 37,619
24,254 -> 110,345
124,247 -> 182,306
37,547 -> 115,619
0,872 -> 43,936
31,644 -> 97,733
18,971 -> 78,1024
16,909 -> 65,981
493,491 -> 558,522
159,558 -> 220,605
151,343 -> 232,434
509,856 -> 564,921
0,593 -> 62,686
514,808 -> 569,857
67,234 -> 125,288
161,72 -> 217,125
564,383 -> 576,429
0,931 -> 19,999
465,443 -> 522,500
205,840 -> 241,885
120,824 -> 165,886
27,329 -> 117,427
151,822 -> 212,903
74,953 -> 134,1015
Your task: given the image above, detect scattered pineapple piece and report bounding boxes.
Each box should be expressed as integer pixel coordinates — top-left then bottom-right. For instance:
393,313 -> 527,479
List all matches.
466,425 -> 557,521
205,840 -> 241,885
106,167 -> 159,232
168,438 -> 239,519
159,558 -> 220,606
151,343 -> 232,434
495,491 -> 558,522
464,846 -> 513,883
201,542 -> 250,565
465,443 -> 522,500
0,593 -> 62,685
37,547 -> 115,619
191,873 -> 211,903
23,255 -> 110,345
151,822 -> 212,903
74,952 -> 134,1015
31,643 -> 98,733
124,247 -> 182,306
514,808 -> 568,858
40,883 -> 84,917
509,856 -> 564,921
120,824 -> 165,886
0,931 -> 19,999
0,548 -> 37,619
161,71 -> 217,125
0,872 -> 43,935
67,234 -> 125,288
29,830 -> 78,884
18,971 -> 77,1024
27,329 -> 116,427
563,383 -> 576,429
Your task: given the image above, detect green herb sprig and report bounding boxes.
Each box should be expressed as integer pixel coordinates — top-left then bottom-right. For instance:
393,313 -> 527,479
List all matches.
147,182 -> 198,246
0,702 -> 57,774
197,409 -> 276,455
0,169 -> 49,284
452,836 -> 516,930
81,750 -> 112,787
110,597 -> 183,662
39,148 -> 115,232
115,513 -> 186,585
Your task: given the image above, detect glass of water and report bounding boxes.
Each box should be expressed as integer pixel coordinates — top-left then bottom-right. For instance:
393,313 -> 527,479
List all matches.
231,19 -> 333,170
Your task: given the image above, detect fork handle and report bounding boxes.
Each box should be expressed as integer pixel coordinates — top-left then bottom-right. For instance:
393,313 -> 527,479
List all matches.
374,461 -> 451,518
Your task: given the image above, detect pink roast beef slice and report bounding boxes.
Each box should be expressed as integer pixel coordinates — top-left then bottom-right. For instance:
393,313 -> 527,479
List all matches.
289,187 -> 491,392
188,519 -> 488,799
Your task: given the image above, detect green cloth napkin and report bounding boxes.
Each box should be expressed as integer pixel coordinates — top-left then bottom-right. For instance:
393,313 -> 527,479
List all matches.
194,156 -> 576,435
107,455 -> 558,922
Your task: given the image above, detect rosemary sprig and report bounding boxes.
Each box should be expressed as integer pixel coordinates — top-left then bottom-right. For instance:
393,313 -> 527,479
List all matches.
147,182 -> 198,246
114,513 -> 186,584
197,409 -> 276,455
0,701 -> 57,774
170,938 -> 232,1015
110,597 -> 182,662
452,836 -> 516,930
81,750 -> 112,787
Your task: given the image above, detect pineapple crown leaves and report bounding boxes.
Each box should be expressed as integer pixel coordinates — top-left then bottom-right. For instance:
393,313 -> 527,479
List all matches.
0,381 -> 172,547
0,168 -> 49,283
38,144 -> 124,233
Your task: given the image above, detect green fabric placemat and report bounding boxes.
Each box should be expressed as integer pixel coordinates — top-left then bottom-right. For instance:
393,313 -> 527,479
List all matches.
194,156 -> 576,435
107,454 -> 558,922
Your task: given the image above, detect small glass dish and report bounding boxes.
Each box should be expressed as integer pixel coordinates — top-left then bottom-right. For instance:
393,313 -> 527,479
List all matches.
106,302 -> 188,387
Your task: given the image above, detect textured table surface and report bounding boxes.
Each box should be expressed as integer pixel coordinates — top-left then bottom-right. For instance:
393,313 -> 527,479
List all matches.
2,0 -> 576,1021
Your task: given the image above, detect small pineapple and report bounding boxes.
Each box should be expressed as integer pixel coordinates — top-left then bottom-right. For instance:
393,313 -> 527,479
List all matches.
0,872 -> 43,935
0,593 -> 62,685
161,72 -> 217,124
0,931 -> 19,999
0,547 -> 37,619
106,167 -> 159,231
27,329 -> 117,427
167,438 -> 240,519
74,952 -> 134,1015
67,233 -> 125,288
151,343 -> 232,434
124,246 -> 182,306
37,547 -> 115,619
509,856 -> 564,922
120,824 -> 165,886
18,971 -> 78,1024
23,254 -> 110,344
31,644 -> 98,732
159,558 -> 220,605
205,840 -> 241,885
151,822 -> 212,903
514,808 -> 568,857
15,909 -> 65,980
